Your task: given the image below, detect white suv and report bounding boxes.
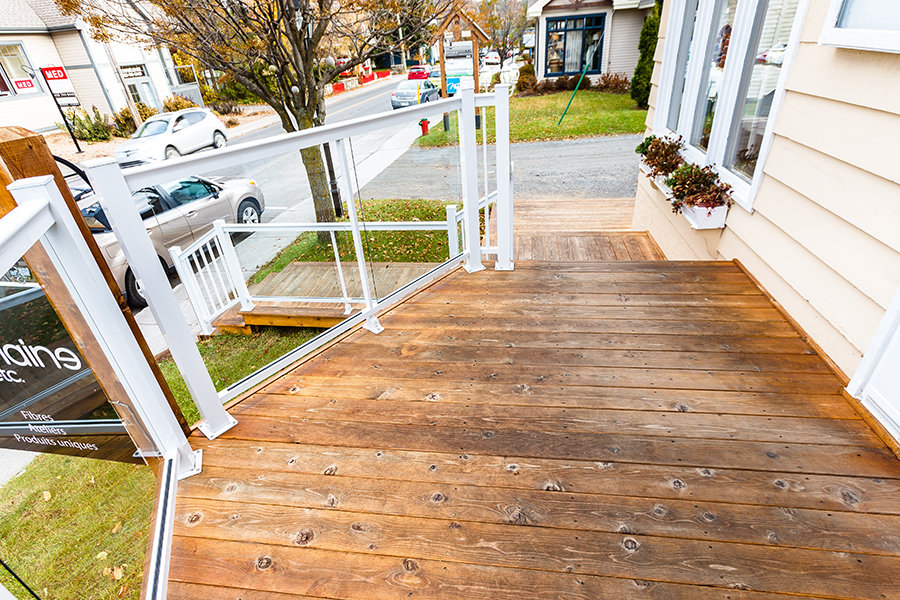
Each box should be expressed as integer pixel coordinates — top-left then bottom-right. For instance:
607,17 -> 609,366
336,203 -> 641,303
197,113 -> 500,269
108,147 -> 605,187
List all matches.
114,108 -> 227,168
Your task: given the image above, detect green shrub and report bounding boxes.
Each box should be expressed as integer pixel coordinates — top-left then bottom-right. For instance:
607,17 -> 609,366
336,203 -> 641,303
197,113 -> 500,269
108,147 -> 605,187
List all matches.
162,94 -> 197,112
514,62 -> 537,94
60,106 -> 111,142
111,102 -> 158,137
596,72 -> 630,94
209,101 -> 243,116
631,1 -> 661,108
216,79 -> 259,104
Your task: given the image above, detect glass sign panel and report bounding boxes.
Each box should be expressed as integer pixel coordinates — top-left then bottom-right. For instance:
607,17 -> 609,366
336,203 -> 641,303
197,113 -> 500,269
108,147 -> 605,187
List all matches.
0,260 -> 141,463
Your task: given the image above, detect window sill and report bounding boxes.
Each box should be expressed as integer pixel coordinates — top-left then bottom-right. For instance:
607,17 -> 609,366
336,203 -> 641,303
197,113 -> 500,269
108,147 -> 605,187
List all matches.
819,27 -> 900,54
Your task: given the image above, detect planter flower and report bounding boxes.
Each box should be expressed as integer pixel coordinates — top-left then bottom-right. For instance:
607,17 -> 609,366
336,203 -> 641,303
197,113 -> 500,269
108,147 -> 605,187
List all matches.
664,164 -> 733,230
636,134 -> 684,179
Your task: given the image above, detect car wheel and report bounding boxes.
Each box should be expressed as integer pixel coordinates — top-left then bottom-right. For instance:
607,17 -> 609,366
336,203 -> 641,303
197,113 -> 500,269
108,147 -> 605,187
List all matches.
165,146 -> 180,160
124,268 -> 148,309
213,131 -> 227,149
238,199 -> 261,224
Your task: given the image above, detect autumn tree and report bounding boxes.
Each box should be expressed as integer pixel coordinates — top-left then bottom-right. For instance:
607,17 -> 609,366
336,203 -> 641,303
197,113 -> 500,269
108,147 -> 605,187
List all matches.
477,0 -> 527,64
58,0 -> 454,224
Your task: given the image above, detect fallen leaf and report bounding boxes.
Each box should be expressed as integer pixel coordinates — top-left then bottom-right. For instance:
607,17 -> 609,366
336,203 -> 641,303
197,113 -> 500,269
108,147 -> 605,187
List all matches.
111,521 -> 122,534
89,477 -> 95,485
42,491 -> 51,501
96,551 -> 108,560
112,566 -> 124,580
117,585 -> 129,598
102,567 -> 112,576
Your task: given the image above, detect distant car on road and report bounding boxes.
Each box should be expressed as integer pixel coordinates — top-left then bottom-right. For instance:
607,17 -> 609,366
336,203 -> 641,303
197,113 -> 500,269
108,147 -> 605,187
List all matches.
391,79 -> 440,109
114,108 -> 227,168
407,65 -> 432,79
57,156 -> 264,308
484,51 -> 501,65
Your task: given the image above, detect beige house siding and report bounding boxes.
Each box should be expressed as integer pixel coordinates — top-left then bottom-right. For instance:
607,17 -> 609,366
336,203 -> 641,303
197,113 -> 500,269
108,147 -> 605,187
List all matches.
48,30 -> 113,114
607,8 -> 648,75
0,33 -> 66,131
632,0 -> 900,378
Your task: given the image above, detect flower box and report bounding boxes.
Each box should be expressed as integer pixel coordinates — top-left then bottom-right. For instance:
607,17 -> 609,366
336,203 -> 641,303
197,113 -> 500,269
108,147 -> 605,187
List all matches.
680,204 -> 728,230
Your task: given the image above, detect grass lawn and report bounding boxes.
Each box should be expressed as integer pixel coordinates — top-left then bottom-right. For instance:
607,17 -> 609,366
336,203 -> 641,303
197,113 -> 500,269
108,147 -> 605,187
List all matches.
248,198 -> 459,286
0,455 -> 155,600
416,90 -> 647,147
158,326 -> 321,425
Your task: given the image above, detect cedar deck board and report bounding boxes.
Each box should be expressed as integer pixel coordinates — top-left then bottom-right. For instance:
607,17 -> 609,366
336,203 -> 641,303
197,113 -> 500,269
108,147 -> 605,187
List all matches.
171,261 -> 900,599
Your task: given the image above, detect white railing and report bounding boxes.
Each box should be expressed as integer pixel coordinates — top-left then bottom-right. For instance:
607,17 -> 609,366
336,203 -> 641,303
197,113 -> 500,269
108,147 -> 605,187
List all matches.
81,83 -> 513,410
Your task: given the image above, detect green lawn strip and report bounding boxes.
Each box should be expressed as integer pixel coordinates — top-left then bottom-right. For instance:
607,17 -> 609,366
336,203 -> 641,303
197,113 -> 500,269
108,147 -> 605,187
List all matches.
416,91 -> 647,148
0,455 -> 155,600
248,198 -> 457,286
158,326 -> 321,425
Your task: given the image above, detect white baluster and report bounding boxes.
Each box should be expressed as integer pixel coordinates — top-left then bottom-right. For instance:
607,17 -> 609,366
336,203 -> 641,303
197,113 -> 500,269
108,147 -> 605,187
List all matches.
494,83 -> 514,271
457,84 -> 485,273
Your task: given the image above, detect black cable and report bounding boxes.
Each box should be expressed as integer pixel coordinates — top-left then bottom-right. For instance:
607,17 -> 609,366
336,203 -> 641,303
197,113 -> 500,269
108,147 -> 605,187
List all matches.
0,557 -> 42,600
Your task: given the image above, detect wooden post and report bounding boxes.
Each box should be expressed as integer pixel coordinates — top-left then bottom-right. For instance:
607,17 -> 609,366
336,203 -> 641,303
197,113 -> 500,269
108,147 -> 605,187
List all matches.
0,127 -> 189,436
439,37 -> 448,99
472,37 -> 480,93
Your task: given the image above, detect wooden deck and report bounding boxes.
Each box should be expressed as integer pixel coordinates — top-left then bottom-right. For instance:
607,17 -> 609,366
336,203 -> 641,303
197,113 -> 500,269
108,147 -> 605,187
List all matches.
170,259 -> 900,600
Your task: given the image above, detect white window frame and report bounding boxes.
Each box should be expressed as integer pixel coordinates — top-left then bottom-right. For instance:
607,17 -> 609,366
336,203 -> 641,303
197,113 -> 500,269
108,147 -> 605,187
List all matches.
651,0 -> 809,213
819,0 -> 900,54
0,42 -> 44,100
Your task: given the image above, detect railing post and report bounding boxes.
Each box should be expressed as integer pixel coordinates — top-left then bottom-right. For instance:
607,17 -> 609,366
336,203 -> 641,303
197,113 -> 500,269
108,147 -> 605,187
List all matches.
458,83 -> 485,273
83,158 -> 237,440
213,220 -> 254,311
495,83 -> 514,271
445,204 -> 460,258
329,230 -> 353,315
170,245 -> 215,336
333,137 -> 383,333
6,176 -> 199,478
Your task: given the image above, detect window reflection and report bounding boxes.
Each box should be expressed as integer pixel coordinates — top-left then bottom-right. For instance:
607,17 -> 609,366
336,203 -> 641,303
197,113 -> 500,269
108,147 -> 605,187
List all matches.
693,0 -> 739,151
667,0 -> 700,131
727,0 -> 800,180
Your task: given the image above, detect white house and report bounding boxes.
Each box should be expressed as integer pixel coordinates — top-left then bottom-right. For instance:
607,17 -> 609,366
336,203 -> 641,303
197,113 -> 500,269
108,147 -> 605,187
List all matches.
0,0 -> 178,131
526,0 -> 656,80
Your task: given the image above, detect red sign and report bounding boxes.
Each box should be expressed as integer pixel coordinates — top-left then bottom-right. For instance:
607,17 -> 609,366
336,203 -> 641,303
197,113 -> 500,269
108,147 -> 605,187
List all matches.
41,67 -> 68,81
13,79 -> 35,90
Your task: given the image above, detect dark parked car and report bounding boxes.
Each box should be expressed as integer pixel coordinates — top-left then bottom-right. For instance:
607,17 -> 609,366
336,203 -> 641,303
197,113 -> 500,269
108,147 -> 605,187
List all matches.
391,79 -> 440,109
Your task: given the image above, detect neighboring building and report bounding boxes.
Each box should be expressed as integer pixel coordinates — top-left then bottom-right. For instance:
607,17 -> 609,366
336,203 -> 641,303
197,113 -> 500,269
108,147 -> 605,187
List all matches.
634,0 -> 900,439
0,0 -> 178,131
526,0 -> 656,80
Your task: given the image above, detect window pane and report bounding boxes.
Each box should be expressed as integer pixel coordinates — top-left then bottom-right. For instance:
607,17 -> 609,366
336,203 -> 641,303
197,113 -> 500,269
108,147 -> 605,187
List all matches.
838,0 -> 900,30
667,0 -> 700,131
547,32 -> 565,73
586,28 -> 603,71
0,44 -> 39,96
565,30 -> 583,72
726,0 -> 800,180
692,0 -> 739,151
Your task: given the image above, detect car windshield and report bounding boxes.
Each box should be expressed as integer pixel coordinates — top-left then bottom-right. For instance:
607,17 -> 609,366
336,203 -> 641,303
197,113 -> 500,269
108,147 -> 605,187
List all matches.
397,81 -> 423,91
133,119 -> 169,138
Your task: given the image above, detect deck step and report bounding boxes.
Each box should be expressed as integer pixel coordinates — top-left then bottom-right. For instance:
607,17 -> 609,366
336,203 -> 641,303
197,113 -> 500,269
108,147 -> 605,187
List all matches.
240,301 -> 353,329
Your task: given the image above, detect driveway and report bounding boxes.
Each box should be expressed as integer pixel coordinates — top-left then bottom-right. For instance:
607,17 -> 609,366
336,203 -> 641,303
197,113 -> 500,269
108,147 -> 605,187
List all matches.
359,134 -> 643,201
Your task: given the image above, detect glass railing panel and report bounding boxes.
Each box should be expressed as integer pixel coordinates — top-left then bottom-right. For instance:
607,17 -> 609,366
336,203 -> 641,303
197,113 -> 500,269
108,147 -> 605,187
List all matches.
0,254 -> 156,599
345,106 -> 465,302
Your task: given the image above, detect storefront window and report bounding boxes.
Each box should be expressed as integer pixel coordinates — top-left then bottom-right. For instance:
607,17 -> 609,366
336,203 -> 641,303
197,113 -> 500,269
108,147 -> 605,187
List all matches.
0,44 -> 41,97
545,15 -> 605,76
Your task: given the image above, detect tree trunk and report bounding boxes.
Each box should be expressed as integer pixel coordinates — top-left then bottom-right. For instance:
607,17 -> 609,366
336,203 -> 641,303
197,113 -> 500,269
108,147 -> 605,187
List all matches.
299,144 -> 336,244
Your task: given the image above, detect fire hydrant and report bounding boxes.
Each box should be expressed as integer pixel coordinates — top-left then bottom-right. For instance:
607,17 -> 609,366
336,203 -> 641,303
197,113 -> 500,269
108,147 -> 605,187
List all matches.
419,118 -> 429,136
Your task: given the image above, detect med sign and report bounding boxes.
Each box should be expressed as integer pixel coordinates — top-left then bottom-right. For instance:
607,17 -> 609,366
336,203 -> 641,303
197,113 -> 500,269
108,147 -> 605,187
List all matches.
40,66 -> 80,106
